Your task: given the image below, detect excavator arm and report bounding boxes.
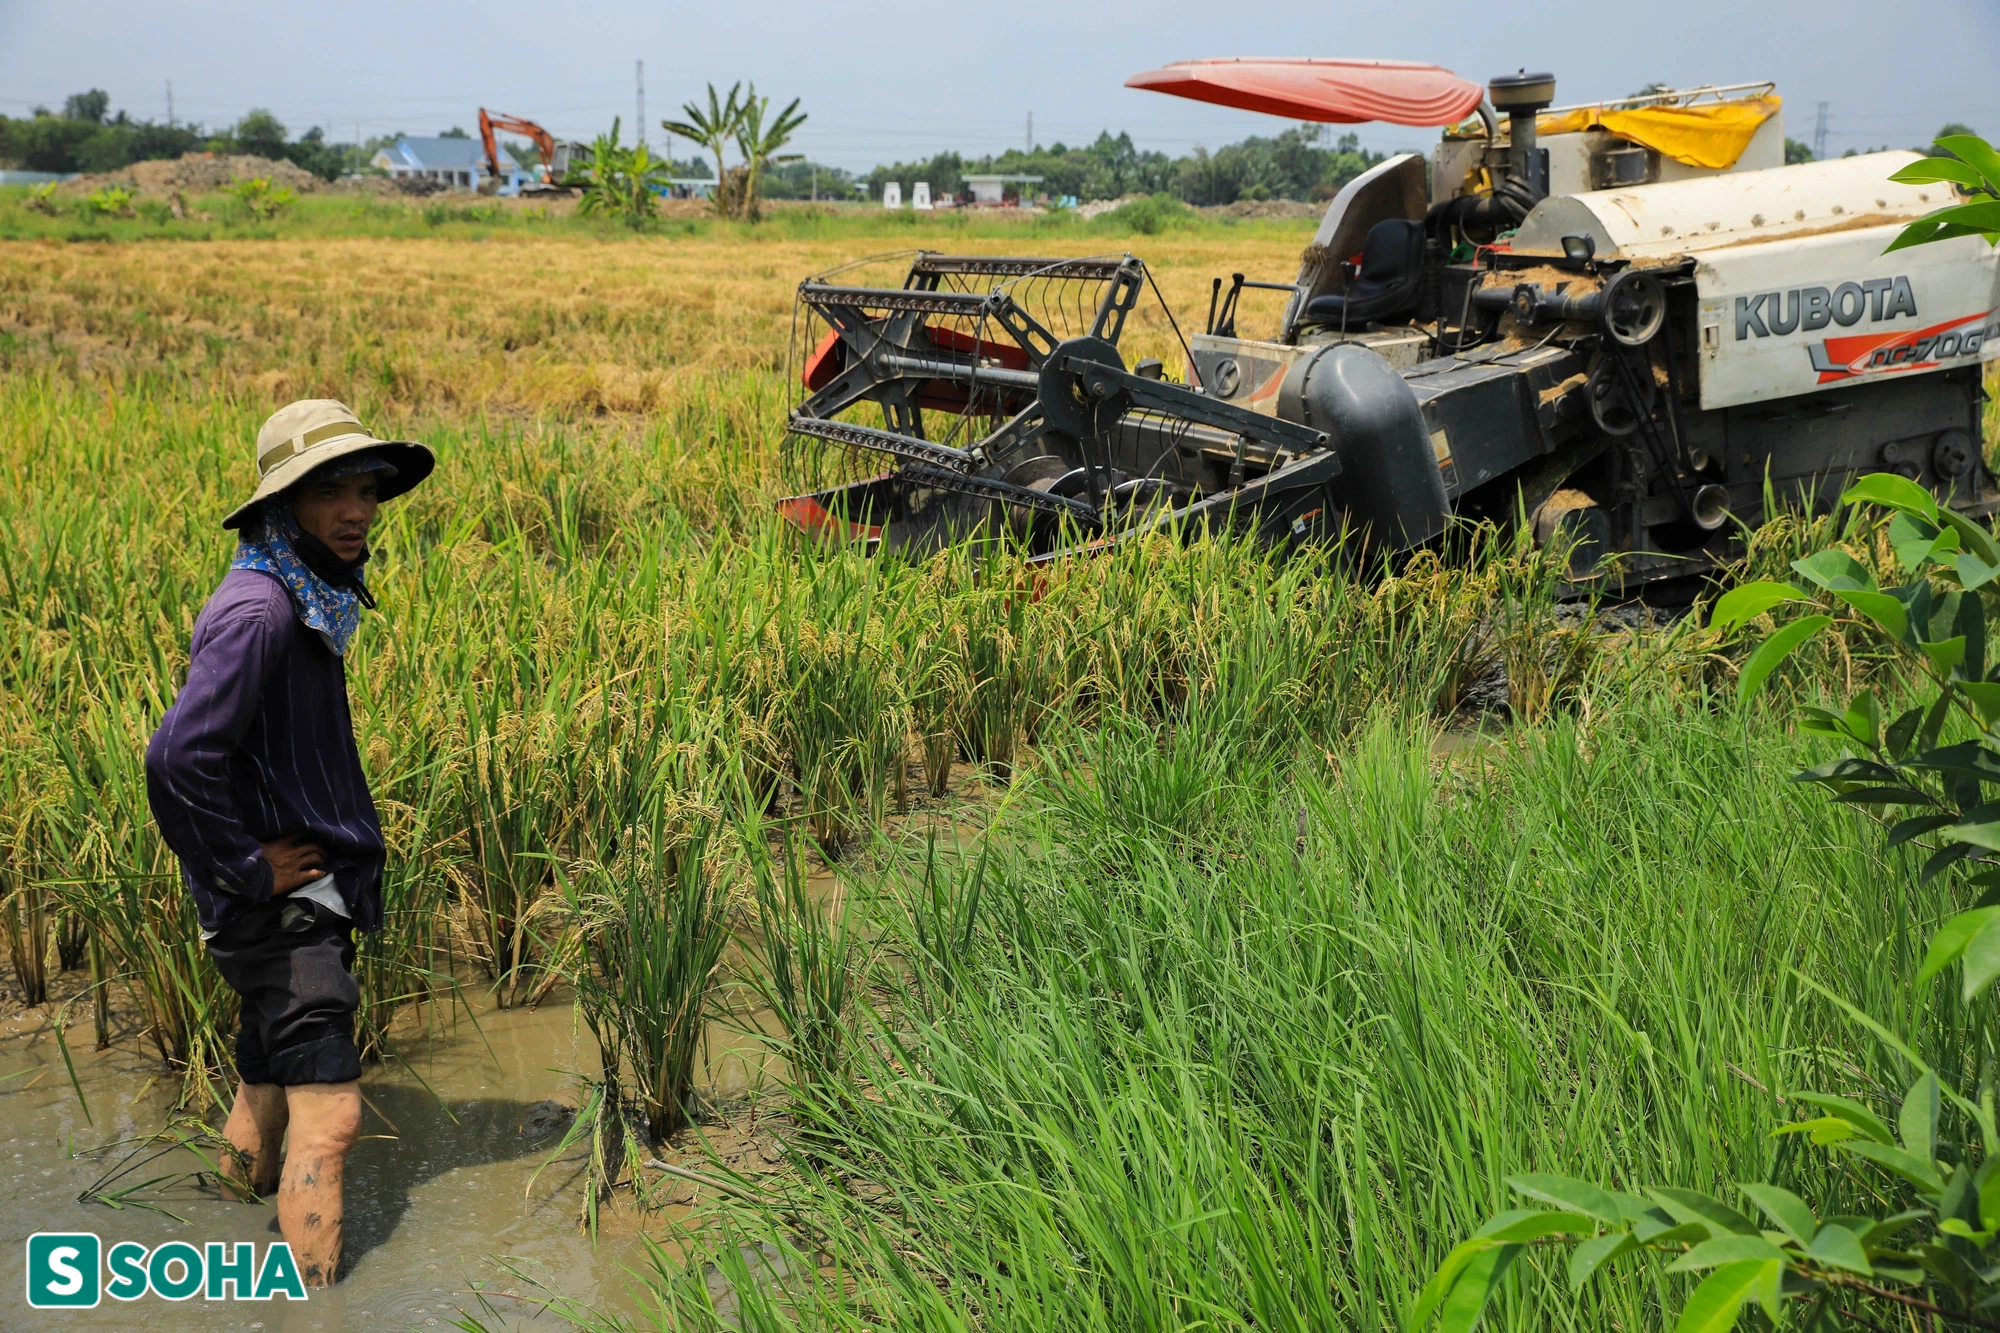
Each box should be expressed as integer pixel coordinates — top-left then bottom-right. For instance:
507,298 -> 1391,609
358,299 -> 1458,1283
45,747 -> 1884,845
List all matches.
476,108 -> 559,183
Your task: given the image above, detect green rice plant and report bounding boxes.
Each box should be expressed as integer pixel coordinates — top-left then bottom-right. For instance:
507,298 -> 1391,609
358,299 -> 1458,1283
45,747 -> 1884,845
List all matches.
52,911 -> 88,972
1412,475 -> 2000,1331
950,555 -> 1036,780
897,831 -> 990,1012
777,549 -> 912,850
741,821 -> 870,1123
590,672 -> 1973,1333
563,778 -> 732,1194
458,678 -> 598,1006
35,709 -> 237,1101
1479,523 -> 1597,724
904,617 -> 964,799
1,877 -> 49,1006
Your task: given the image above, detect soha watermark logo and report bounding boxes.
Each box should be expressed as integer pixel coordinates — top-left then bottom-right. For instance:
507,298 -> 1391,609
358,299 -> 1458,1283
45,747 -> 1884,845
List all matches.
25,1232 -> 307,1308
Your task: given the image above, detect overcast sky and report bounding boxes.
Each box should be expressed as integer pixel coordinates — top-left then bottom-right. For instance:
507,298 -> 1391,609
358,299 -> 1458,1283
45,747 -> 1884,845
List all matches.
2,0 -> 1995,172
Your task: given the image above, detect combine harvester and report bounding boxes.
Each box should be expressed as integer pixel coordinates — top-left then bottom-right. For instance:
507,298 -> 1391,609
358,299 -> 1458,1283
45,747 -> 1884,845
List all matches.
777,61 -> 2000,588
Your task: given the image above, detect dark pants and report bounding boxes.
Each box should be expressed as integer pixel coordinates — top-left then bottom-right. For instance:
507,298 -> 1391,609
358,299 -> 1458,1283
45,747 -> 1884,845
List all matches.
206,898 -> 362,1086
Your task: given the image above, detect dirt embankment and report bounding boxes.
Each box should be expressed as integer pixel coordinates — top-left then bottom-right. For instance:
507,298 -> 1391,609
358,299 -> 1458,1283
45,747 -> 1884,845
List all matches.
62,152 -> 324,196
1075,194 -> 1323,222
1199,198 -> 1322,220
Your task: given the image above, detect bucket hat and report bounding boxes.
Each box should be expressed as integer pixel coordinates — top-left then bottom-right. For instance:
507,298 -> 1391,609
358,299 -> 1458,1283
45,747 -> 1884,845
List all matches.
222,399 -> 436,530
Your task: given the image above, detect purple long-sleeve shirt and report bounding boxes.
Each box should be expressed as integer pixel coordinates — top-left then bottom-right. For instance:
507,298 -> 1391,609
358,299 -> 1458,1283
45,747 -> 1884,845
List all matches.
145,568 -> 386,936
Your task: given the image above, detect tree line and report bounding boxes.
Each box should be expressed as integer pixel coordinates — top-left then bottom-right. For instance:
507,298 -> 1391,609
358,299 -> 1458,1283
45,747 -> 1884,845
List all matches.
0,90 -> 371,180
3,87 -> 1395,206
845,127 -> 1394,207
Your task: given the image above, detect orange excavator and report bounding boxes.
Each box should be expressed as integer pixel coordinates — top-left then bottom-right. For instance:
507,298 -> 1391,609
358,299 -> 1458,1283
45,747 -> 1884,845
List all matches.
477,108 -> 578,193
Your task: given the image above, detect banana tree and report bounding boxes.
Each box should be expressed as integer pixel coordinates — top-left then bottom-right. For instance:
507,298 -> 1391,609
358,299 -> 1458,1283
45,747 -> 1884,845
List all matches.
662,82 -> 744,218
733,84 -> 806,223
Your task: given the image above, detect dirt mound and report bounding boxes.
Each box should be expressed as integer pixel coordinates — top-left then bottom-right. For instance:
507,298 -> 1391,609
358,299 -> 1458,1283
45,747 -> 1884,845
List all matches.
1199,198 -> 1321,220
324,174 -> 402,197
61,153 -> 322,197
1075,194 -> 1149,221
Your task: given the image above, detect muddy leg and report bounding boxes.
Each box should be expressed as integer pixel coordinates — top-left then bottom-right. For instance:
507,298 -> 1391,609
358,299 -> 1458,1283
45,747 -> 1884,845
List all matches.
278,1080 -> 361,1286
220,1081 -> 288,1200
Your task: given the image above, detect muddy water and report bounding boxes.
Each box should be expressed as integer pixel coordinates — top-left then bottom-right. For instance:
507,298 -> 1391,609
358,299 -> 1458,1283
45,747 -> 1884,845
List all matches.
0,988 -> 779,1332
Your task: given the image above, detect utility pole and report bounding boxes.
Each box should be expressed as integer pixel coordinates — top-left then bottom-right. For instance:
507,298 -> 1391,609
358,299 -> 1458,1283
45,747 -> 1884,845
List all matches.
1026,111 -> 1032,155
165,80 -> 174,127
1813,102 -> 1829,161
637,60 -> 646,148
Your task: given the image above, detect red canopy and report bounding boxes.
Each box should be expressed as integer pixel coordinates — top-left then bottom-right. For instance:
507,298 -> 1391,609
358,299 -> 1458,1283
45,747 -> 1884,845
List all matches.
1125,59 -> 1485,127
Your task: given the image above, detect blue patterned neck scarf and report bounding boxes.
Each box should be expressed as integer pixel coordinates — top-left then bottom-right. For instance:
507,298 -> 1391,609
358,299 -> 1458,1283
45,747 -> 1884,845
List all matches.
231,502 -> 370,656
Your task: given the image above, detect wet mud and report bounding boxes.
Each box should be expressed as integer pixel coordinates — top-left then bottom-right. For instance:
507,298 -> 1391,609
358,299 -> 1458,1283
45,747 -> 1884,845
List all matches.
0,987 -> 779,1331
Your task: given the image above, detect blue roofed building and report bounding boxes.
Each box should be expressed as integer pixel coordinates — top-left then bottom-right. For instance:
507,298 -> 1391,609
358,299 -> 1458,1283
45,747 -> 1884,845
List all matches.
370,136 -> 487,190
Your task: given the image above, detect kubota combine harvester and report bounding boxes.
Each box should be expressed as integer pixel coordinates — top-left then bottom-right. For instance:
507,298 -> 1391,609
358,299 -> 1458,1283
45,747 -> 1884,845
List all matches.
776,60 -> 2000,586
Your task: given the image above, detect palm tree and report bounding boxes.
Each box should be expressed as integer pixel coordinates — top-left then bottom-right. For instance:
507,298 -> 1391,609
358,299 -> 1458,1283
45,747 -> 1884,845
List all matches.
734,86 -> 808,223
662,83 -> 744,218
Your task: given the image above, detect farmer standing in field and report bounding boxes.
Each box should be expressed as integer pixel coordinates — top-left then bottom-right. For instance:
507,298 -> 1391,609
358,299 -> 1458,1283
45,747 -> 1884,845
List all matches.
145,400 -> 433,1286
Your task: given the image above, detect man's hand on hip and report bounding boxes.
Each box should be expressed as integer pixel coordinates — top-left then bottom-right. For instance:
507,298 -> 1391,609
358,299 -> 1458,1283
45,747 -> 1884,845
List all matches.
260,835 -> 328,895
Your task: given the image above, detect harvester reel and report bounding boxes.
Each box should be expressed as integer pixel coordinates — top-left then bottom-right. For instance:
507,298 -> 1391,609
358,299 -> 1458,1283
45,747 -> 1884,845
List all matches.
1602,270 -> 1666,348
777,251 -> 1335,556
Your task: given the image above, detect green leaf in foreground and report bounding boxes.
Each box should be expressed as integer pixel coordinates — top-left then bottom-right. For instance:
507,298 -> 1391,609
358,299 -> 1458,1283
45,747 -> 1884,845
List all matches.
1830,588 -> 1909,641
1709,581 -> 1811,635
1649,1187 -> 1760,1236
1668,1234 -> 1787,1271
1922,908 -> 2000,992
1900,1071 -> 1940,1161
1835,1138 -> 1945,1193
1804,1221 -> 1872,1275
1960,909 -> 2000,999
1507,1173 -> 1623,1223
1675,1258 -> 1781,1333
1840,471 -> 1940,521
1789,1092 -> 1894,1144
1420,1241 -> 1521,1333
1474,1209 -> 1597,1244
1888,156 -> 1988,189
1738,1182 -> 1817,1247
1567,1230 -> 1638,1291
1408,1238 -> 1494,1332
1737,615 -> 1834,705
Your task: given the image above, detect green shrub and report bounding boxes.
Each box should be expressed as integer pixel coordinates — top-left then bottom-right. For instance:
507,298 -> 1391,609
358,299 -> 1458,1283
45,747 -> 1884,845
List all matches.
1092,191 -> 1194,235
85,185 -> 134,218
224,176 -> 295,220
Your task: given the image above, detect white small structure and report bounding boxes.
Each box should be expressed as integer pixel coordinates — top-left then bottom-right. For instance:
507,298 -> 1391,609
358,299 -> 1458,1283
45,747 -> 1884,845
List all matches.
965,174 -> 1044,206
912,181 -> 933,210
882,181 -> 902,209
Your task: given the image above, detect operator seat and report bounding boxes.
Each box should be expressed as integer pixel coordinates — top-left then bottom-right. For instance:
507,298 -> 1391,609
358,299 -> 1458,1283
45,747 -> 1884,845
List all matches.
1301,218 -> 1425,328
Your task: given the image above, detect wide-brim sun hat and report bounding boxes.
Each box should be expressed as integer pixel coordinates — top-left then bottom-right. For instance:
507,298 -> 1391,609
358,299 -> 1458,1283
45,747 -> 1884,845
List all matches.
223,398 -> 436,530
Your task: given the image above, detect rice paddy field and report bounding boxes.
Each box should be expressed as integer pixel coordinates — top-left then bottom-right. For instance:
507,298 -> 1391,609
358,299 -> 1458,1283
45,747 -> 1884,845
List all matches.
0,190 -> 1991,1330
